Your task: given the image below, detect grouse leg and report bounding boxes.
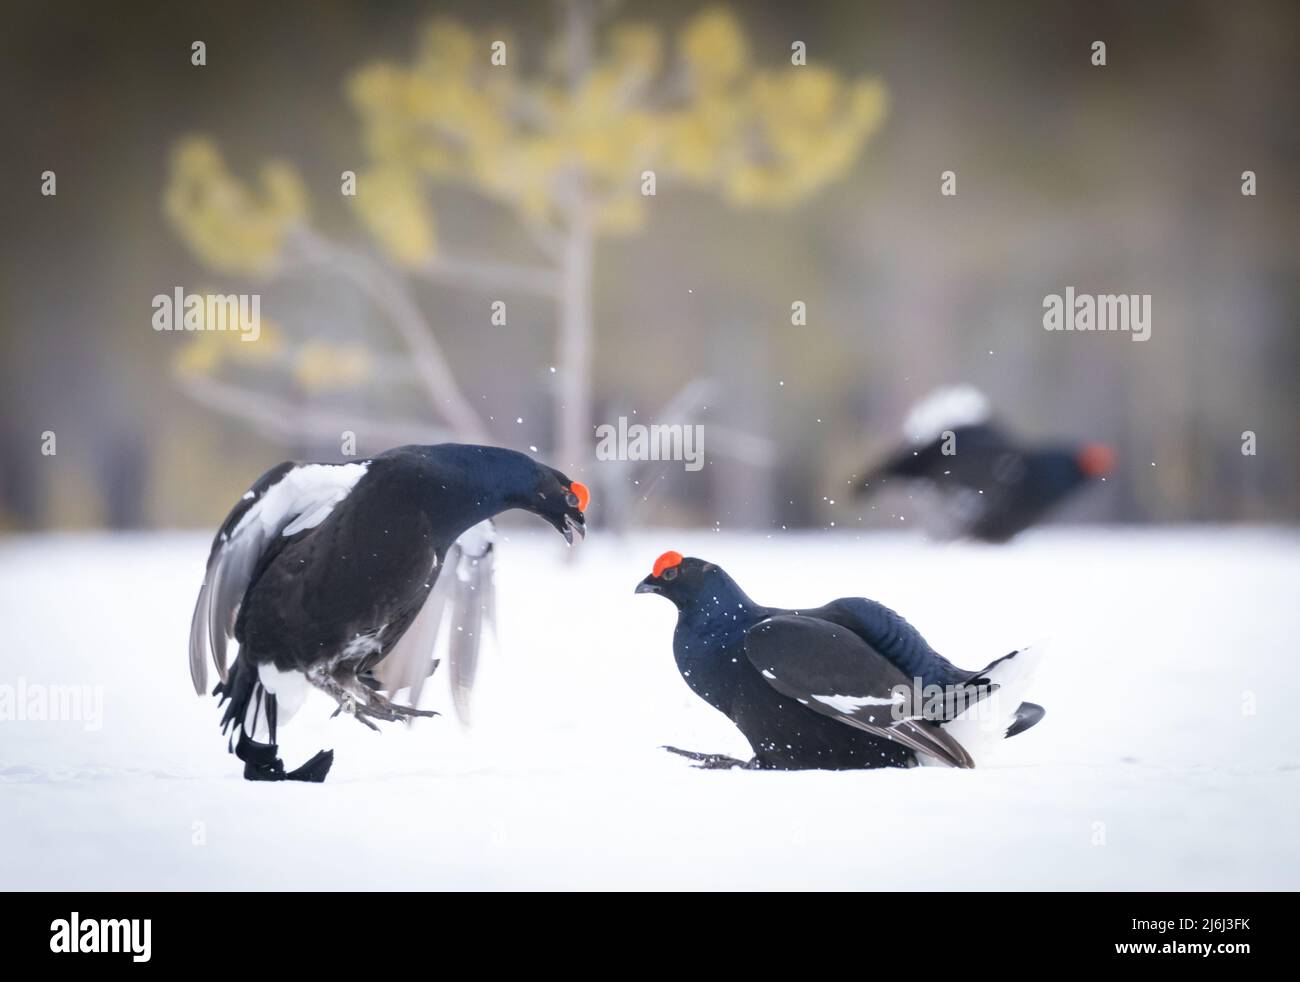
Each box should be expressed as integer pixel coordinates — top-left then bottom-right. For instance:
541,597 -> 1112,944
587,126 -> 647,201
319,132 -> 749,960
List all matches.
662,745 -> 759,770
307,664 -> 438,730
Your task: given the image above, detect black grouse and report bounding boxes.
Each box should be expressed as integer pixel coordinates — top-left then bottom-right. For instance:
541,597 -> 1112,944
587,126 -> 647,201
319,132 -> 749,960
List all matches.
637,551 -> 1044,770
857,386 -> 1114,542
189,443 -> 589,782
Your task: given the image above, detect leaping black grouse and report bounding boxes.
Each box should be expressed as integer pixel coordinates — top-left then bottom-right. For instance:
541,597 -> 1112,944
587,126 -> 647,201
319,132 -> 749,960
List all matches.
857,386 -> 1114,542
189,443 -> 589,782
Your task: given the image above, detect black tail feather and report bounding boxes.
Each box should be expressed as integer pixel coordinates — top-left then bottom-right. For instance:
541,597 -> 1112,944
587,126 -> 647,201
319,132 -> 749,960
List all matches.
213,654 -> 261,749
1007,701 -> 1046,738
215,656 -> 332,781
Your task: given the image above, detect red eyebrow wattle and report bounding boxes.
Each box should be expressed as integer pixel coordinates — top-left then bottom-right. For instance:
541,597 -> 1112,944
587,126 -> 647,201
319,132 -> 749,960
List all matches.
652,550 -> 683,577
569,482 -> 590,512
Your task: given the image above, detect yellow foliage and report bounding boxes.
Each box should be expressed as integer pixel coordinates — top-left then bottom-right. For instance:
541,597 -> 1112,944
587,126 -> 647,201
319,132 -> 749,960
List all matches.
348,166 -> 437,266
173,312 -> 284,379
173,316 -> 369,396
680,7 -> 749,89
348,63 -> 404,115
173,334 -> 221,379
293,341 -> 373,393
417,18 -> 478,73
172,7 -> 887,270
164,137 -> 307,276
721,71 -> 889,206
594,193 -> 646,235
609,23 -> 663,81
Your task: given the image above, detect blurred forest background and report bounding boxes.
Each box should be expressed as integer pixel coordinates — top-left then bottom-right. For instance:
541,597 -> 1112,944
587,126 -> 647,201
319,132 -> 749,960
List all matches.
1,0 -> 1296,534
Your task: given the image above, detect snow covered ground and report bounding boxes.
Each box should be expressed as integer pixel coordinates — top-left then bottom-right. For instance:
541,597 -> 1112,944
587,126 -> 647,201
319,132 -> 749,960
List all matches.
2,526 -> 1297,890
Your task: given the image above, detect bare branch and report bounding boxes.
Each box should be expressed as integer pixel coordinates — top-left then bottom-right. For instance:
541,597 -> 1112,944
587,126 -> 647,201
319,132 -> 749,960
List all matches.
521,217 -> 565,264
627,377 -> 777,478
181,374 -> 454,447
287,229 -> 492,442
702,425 -> 777,467
412,254 -> 559,296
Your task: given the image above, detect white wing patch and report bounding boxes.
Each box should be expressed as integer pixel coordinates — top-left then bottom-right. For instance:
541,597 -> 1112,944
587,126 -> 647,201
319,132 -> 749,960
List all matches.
903,385 -> 990,444
189,462 -> 370,694
234,463 -> 369,539
812,692 -> 903,713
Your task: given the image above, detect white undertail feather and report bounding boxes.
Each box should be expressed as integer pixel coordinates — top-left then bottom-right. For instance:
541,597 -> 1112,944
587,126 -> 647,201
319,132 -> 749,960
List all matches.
918,641 -> 1047,767
902,385 -> 990,444
241,664 -> 309,741
257,664 -> 307,720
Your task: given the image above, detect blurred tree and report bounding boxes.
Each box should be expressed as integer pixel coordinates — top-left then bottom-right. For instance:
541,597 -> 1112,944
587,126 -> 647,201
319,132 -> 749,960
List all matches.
164,1 -> 887,474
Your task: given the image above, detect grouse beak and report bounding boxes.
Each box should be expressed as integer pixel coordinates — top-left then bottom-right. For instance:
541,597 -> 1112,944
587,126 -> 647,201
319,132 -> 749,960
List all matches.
635,575 -> 659,595
558,481 -> 589,545
562,513 -> 585,546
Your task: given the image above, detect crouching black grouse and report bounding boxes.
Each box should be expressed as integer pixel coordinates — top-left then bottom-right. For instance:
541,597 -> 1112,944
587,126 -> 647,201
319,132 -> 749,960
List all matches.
857,386 -> 1114,542
637,552 -> 1044,770
189,443 -> 589,782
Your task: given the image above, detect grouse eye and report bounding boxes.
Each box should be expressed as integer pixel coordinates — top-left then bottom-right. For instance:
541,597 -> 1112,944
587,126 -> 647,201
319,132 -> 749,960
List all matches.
661,566 -> 678,582
564,491 -> 580,509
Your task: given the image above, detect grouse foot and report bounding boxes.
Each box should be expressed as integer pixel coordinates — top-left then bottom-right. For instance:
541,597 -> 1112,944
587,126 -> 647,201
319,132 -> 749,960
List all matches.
236,732 -> 334,783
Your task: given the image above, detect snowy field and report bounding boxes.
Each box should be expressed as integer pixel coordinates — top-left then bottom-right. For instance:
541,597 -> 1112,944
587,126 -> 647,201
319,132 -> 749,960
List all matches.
1,526 -> 1298,891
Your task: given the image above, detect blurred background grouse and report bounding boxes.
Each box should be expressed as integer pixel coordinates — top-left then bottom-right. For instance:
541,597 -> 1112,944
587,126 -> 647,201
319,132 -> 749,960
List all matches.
188,443 -> 588,782
637,552 -> 1044,770
857,386 -> 1114,542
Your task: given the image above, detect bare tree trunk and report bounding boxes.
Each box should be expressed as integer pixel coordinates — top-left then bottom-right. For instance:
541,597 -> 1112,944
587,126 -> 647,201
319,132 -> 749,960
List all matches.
555,0 -> 596,475
556,211 -> 593,473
